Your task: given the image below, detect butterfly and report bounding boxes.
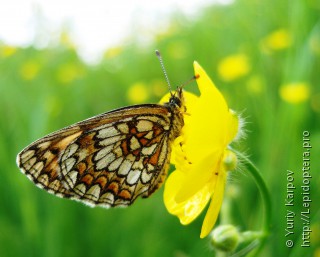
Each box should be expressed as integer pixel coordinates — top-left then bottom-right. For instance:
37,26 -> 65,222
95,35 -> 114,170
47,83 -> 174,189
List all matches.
16,52 -> 187,208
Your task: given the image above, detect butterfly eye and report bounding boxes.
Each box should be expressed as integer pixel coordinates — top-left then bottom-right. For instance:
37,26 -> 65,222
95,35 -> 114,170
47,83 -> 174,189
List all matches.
171,96 -> 182,108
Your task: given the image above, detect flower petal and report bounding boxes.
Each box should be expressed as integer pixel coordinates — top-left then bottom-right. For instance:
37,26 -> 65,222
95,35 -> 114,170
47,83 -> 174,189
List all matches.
164,169 -> 211,225
200,169 -> 227,238
194,61 -> 228,112
164,170 -> 182,212
162,61 -> 241,238
178,185 -> 211,225
177,62 -> 237,165
175,150 -> 221,203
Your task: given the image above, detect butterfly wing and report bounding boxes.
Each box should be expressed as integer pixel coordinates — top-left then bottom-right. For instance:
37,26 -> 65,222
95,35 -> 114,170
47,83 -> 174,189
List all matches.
17,104 -> 182,207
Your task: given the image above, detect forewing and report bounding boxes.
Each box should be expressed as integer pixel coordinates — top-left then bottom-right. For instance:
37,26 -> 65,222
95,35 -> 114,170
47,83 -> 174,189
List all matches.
17,104 -> 173,207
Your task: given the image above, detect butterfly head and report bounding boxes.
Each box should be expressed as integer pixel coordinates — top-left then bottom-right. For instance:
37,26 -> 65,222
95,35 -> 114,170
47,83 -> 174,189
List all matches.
167,73 -> 198,112
165,87 -> 186,116
169,87 -> 183,107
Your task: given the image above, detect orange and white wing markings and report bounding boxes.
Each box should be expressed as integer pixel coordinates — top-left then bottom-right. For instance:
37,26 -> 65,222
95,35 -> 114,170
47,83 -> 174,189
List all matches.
17,92 -> 185,208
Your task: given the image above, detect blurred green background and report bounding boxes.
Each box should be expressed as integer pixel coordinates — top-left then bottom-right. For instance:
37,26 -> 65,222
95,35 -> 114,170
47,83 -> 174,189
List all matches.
1,0 -> 320,256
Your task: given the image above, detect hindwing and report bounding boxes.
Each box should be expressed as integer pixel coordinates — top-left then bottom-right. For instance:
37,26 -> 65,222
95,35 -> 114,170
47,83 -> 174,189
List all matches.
17,104 -> 180,207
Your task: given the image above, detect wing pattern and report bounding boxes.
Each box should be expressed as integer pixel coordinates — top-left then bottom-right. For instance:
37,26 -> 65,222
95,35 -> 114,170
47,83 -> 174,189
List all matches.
17,104 -> 183,207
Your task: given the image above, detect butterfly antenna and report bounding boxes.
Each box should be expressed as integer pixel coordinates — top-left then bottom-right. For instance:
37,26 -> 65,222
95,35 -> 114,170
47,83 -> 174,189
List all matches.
180,74 -> 199,89
155,50 -> 173,95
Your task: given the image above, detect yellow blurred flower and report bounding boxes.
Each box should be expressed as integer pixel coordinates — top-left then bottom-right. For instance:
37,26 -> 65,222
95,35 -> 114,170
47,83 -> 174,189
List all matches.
218,54 -> 251,81
246,75 -> 264,95
104,47 -> 123,59
60,30 -> 76,49
261,29 -> 292,52
310,222 -> 320,245
163,62 -> 240,238
20,61 -> 40,80
279,82 -> 310,104
151,79 -> 167,97
1,45 -> 17,57
56,63 -> 82,84
314,248 -> 320,257
127,82 -> 150,104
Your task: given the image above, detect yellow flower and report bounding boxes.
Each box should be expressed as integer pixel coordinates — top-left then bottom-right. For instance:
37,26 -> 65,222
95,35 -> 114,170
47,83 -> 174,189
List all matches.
20,61 -> 40,80
104,47 -> 123,59
279,82 -> 310,104
56,63 -> 82,84
127,82 -> 150,104
261,29 -> 292,53
59,30 -> 76,49
163,62 -> 240,238
246,75 -> 265,95
151,79 -> 167,97
1,45 -> 17,57
218,54 -> 251,82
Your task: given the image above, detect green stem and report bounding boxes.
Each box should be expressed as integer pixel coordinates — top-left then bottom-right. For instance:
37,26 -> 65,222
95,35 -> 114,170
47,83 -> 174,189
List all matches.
234,150 -> 272,255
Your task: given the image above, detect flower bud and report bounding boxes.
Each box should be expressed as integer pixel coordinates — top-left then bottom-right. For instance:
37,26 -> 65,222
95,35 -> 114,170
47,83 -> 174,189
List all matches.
223,149 -> 237,171
210,225 -> 240,252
